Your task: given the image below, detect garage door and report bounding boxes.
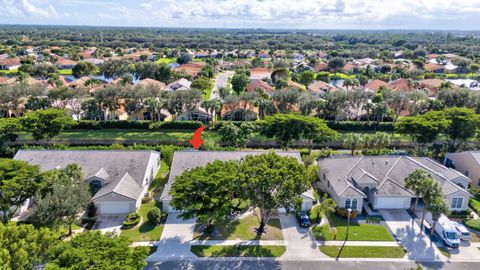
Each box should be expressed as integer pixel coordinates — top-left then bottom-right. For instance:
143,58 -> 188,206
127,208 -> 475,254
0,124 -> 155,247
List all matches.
376,197 -> 407,209
98,202 -> 131,214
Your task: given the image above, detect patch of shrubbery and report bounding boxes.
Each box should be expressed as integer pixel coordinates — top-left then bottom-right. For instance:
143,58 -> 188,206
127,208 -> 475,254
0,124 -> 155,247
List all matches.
149,121 -> 203,130
123,212 -> 141,228
326,121 -> 394,132
73,120 -> 151,130
336,207 -> 358,219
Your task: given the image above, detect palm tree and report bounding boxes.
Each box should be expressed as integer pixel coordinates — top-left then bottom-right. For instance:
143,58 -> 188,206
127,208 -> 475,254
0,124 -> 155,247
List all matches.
427,196 -> 450,236
372,132 -> 392,154
343,133 -> 364,156
313,194 -> 337,223
405,169 -> 431,213
343,79 -> 353,90
420,179 -> 443,229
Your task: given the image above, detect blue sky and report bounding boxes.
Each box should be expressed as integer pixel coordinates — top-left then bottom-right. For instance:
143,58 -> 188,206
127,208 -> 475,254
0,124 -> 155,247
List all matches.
1,0 -> 480,30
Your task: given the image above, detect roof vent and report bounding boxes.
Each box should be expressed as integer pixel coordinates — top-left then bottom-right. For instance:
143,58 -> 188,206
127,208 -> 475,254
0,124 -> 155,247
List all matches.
386,159 -> 389,165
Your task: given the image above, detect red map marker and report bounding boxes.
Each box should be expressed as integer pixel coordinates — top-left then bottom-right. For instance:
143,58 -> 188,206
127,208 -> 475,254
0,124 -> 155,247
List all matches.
189,126 -> 205,150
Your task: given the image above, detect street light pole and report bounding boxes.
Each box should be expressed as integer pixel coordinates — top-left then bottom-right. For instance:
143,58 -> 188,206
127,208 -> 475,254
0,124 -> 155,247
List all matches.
346,208 -> 352,240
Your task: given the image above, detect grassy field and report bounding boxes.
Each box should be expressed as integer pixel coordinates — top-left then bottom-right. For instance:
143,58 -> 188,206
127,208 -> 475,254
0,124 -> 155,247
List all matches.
155,57 -> 177,64
319,246 -> 406,258
312,214 -> 394,241
120,200 -> 166,242
193,214 -> 283,240
59,69 -> 73,75
191,245 -> 286,257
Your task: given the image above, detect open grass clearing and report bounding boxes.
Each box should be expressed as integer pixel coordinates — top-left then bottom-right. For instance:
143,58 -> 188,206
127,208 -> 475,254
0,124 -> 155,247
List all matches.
319,246 -> 406,258
193,214 -> 283,241
120,200 -> 166,242
191,245 -> 286,257
312,214 -> 394,241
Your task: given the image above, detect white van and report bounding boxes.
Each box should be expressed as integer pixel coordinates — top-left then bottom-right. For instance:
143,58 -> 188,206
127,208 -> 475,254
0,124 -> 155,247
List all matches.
426,214 -> 460,248
451,221 -> 471,241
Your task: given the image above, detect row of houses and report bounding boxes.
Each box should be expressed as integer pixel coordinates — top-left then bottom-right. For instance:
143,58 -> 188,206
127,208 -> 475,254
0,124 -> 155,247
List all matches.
11,150 -> 477,218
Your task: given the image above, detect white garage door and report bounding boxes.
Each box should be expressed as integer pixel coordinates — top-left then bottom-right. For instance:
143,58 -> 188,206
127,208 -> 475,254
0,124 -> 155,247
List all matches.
377,197 -> 407,209
99,202 -> 131,214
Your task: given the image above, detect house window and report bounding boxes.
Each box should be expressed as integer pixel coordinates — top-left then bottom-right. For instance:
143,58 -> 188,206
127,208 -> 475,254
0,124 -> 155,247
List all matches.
351,199 -> 358,209
451,198 -> 463,209
89,180 -> 102,195
345,199 -> 351,208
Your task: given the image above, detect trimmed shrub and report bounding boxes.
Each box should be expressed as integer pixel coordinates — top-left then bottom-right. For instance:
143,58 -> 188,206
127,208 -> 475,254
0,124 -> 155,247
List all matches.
73,120 -> 151,130
326,121 -> 394,132
213,121 -> 261,131
448,210 -> 471,219
149,121 -> 203,130
463,218 -> 480,231
122,212 -> 141,228
469,198 -> 480,214
336,207 -> 358,219
147,207 -> 162,224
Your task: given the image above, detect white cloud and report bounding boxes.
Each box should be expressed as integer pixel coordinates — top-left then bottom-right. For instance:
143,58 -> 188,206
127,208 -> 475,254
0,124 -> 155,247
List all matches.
140,3 -> 153,9
1,0 -> 58,17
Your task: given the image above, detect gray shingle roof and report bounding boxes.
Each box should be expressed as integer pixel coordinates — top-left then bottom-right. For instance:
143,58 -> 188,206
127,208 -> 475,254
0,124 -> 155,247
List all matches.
161,150 -> 302,201
318,155 -> 471,198
14,150 -> 159,200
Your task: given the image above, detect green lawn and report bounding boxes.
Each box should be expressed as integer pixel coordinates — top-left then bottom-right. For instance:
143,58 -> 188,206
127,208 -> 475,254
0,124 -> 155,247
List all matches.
319,246 -> 406,258
155,57 -> 177,64
18,129 -> 221,143
201,79 -> 215,100
149,160 -> 170,195
0,69 -> 18,75
312,214 -> 394,241
120,200 -> 165,242
193,214 -> 283,240
191,245 -> 286,257
59,69 -> 73,75
469,198 -> 480,214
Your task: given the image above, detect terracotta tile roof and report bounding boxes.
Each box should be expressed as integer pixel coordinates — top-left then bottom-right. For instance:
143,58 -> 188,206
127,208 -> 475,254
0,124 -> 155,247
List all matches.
173,62 -> 206,77
419,79 -> 444,89
137,78 -> 166,90
0,77 -> 16,85
287,80 -> 306,90
0,58 -> 21,66
365,79 -> 392,91
246,79 -> 274,93
56,57 -> 77,66
313,62 -> 328,72
342,63 -> 356,72
308,80 -> 334,93
424,63 -> 444,72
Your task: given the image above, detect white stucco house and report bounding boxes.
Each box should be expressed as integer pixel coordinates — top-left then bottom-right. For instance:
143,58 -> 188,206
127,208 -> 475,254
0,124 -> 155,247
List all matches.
14,150 -> 161,216
318,156 -> 472,212
444,151 -> 480,187
160,151 -> 314,213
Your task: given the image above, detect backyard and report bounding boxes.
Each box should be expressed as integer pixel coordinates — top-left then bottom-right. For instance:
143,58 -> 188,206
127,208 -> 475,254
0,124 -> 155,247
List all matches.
312,213 -> 394,241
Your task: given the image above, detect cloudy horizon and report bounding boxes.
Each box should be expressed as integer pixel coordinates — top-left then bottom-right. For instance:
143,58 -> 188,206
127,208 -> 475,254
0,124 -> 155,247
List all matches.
1,0 -> 480,30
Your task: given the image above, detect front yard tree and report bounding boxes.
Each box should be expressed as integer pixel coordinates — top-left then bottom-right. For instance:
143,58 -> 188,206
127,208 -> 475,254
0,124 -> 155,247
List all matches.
171,160 -> 240,225
238,152 -> 311,236
32,164 -> 90,235
405,169 -> 431,212
261,114 -> 336,150
231,73 -> 249,94
46,231 -> 149,270
0,159 -> 41,223
419,178 -> 443,229
0,223 -> 59,270
21,108 -> 74,144
427,196 -> 450,236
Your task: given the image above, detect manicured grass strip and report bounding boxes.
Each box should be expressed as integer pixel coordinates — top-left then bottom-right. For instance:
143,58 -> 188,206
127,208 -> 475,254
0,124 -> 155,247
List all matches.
120,200 -> 165,242
470,198 -> 480,214
191,245 -> 286,257
319,246 -> 406,258
59,69 -> 73,75
312,214 -> 394,241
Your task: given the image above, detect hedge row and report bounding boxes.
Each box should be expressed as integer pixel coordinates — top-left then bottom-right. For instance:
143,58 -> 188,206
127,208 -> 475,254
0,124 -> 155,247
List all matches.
71,120 -> 204,130
70,120 -> 395,132
325,121 -> 395,132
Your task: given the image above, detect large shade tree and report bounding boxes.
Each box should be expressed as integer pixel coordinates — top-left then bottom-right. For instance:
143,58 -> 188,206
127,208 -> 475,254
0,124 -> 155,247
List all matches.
20,108 -> 74,144
0,159 -> 41,223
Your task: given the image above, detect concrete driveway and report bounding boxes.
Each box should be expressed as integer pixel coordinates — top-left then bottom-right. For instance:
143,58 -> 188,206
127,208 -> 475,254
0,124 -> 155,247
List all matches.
210,71 -> 233,100
147,212 -> 196,261
93,215 -> 124,235
379,209 -> 441,261
279,214 -> 327,259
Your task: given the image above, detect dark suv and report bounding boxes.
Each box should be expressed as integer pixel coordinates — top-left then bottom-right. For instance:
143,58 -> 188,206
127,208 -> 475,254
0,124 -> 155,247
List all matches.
296,211 -> 311,227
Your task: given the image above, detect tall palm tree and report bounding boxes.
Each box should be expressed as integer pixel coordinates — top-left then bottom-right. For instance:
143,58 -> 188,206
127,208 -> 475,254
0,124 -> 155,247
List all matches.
427,196 -> 450,236
343,133 -> 364,156
313,194 -> 337,223
373,132 -> 392,154
420,179 -> 443,229
405,169 -> 431,213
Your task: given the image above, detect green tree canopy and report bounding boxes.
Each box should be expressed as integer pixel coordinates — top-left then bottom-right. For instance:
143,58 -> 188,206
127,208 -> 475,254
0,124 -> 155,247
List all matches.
45,231 -> 148,270
218,122 -> 255,148
0,223 -> 59,270
231,73 -> 249,94
443,107 -> 480,151
72,62 -> 97,78
20,108 -> 74,144
171,160 -> 240,225
395,110 -> 450,147
260,114 -> 337,150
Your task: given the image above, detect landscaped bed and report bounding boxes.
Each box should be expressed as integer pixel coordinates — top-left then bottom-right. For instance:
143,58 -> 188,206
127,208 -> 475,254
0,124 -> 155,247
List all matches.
319,246 -> 406,258
120,200 -> 166,242
191,245 -> 286,257
312,214 -> 394,241
193,214 -> 283,240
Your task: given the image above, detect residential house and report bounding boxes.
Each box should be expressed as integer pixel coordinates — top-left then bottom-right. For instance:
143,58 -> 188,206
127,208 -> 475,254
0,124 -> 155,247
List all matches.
83,58 -> 105,66
313,62 -> 329,72
342,63 -> 357,74
160,151 -> 314,212
221,100 -> 258,121
390,78 -> 416,92
137,78 -> 167,90
0,77 -> 16,86
177,108 -> 212,123
287,80 -> 306,91
318,156 -> 471,212
167,78 -> 192,91
447,79 -> 480,90
14,150 -> 161,216
424,63 -> 445,73
0,58 -> 21,70
249,68 -> 272,80
419,79 -> 445,94
247,79 -> 274,94
55,57 -> 77,69
308,80 -> 335,96
173,62 -> 206,77
444,151 -> 480,187
365,79 -> 392,92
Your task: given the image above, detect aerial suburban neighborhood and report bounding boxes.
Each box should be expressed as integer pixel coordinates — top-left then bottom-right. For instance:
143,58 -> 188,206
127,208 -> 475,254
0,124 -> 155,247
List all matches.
1,1 -> 480,270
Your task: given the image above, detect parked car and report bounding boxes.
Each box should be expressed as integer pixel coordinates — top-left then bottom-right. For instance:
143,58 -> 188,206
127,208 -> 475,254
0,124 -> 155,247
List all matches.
451,221 -> 471,241
297,211 -> 311,227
